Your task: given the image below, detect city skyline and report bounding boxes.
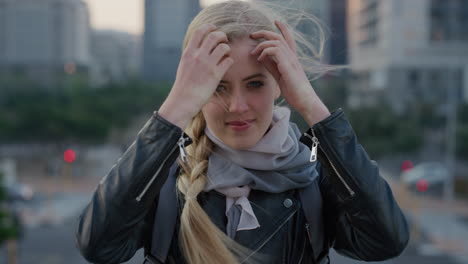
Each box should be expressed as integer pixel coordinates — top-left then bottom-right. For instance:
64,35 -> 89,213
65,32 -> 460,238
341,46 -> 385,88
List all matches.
85,0 -> 225,35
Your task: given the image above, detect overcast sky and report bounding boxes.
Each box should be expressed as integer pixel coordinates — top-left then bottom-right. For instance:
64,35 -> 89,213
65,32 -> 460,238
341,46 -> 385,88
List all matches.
84,0 -> 227,35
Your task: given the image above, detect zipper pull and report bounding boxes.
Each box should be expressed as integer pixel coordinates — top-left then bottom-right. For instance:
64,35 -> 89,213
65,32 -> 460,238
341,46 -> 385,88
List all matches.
310,137 -> 319,162
178,136 -> 188,163
309,129 -> 319,162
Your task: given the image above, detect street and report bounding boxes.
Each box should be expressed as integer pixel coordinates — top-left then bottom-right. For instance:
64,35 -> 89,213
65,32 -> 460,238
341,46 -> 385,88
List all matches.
0,220 -> 145,264
0,216 -> 460,264
0,166 -> 465,264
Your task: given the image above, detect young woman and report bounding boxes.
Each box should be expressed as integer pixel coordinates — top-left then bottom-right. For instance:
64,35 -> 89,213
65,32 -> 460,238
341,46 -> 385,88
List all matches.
76,1 -> 409,263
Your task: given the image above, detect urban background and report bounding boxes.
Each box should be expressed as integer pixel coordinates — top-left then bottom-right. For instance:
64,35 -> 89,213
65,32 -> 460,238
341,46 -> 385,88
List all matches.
0,0 -> 467,263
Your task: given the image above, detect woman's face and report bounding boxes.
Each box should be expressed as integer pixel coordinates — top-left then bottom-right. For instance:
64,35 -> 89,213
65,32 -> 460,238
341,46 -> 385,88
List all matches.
202,37 -> 280,150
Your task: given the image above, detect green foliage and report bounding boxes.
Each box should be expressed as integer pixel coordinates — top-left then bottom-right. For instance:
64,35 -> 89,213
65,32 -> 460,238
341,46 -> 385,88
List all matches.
459,103 -> 468,124
455,104 -> 468,159
455,177 -> 468,199
416,102 -> 446,129
0,172 -> 20,243
0,80 -> 171,143
456,124 -> 468,159
346,105 -> 423,158
290,77 -> 424,158
313,76 -> 348,111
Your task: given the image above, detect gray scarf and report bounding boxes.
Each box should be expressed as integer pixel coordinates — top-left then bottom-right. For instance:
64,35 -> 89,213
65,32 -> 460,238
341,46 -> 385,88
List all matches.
204,107 -> 318,237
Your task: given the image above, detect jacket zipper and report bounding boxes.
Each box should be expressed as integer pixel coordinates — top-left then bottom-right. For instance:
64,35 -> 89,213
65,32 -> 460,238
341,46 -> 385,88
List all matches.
303,223 -> 317,264
241,209 -> 297,264
297,225 -> 309,264
297,240 -> 306,264
177,136 -> 188,163
135,133 -> 188,202
304,129 -> 355,197
305,223 -> 312,245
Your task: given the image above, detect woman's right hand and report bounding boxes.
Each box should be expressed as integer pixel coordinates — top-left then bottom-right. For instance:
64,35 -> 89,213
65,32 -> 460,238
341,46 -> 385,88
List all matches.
159,24 -> 234,129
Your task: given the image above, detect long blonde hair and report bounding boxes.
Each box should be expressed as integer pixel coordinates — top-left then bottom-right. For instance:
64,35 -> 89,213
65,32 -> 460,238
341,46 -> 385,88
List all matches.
176,1 -> 328,263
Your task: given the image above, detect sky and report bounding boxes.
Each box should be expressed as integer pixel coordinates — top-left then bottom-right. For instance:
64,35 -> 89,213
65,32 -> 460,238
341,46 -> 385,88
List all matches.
84,0 -> 227,35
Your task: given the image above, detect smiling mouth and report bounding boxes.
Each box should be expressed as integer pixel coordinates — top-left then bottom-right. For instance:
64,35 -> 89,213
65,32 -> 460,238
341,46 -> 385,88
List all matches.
226,119 -> 255,126
226,119 -> 255,131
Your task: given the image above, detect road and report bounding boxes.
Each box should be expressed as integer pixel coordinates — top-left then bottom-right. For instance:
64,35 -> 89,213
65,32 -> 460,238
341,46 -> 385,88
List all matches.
0,162 -> 463,264
0,219 -> 460,264
0,219 -> 145,264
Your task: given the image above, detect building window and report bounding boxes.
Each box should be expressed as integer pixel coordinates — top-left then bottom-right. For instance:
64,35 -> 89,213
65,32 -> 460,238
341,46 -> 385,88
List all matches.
427,69 -> 442,103
454,69 -> 464,101
430,0 -> 468,42
359,0 -> 380,46
408,70 -> 422,98
0,2 -> 6,58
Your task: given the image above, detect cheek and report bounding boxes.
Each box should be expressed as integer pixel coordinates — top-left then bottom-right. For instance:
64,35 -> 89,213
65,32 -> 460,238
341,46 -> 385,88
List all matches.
202,103 -> 225,127
252,93 -> 275,112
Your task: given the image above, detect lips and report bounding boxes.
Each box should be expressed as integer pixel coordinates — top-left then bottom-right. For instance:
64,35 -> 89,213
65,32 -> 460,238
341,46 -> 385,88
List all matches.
226,119 -> 255,126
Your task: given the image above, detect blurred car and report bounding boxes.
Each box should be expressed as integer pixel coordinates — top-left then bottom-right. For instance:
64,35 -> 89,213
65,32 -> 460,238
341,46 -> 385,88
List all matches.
6,183 -> 34,202
400,162 -> 449,195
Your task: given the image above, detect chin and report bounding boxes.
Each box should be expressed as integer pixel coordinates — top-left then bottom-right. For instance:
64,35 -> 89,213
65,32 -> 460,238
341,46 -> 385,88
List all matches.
226,139 -> 256,150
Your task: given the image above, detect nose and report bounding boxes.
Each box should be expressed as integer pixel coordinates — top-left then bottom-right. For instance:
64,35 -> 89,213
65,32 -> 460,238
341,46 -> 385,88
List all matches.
228,90 -> 249,113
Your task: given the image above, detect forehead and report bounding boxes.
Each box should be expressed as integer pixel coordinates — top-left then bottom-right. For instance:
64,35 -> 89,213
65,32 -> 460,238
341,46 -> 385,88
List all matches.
221,37 -> 267,81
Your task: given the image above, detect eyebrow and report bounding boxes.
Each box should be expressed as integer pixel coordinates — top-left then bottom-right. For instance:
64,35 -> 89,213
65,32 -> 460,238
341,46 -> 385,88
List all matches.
220,73 -> 266,83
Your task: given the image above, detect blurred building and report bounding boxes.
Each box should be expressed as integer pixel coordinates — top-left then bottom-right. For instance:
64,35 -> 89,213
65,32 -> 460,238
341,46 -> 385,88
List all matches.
142,0 -> 200,82
0,0 -> 91,87
260,0 -> 348,65
329,0 -> 348,65
261,0 -> 331,61
348,0 -> 468,112
90,30 -> 141,86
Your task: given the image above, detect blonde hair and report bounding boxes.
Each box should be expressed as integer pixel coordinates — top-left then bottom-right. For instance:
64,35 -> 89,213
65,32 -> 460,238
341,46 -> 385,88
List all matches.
176,1 -> 330,263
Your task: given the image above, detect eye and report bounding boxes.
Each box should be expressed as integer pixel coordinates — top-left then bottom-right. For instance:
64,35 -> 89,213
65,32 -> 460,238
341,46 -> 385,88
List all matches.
216,85 -> 227,92
247,81 -> 264,89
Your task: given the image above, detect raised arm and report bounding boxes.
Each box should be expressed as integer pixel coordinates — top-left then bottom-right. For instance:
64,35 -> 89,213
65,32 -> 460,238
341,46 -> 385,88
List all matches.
76,113 -> 187,263
301,109 -> 409,261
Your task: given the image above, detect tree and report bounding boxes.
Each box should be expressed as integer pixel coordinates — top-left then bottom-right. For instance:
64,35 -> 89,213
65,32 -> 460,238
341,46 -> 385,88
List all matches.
0,172 -> 20,244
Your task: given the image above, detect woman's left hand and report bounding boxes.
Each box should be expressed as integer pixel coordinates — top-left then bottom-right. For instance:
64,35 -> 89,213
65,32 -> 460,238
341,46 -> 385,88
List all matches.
250,20 -> 330,126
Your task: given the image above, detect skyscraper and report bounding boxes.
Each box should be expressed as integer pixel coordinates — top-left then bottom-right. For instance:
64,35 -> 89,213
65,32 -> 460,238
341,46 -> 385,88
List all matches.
90,30 -> 141,86
347,0 -> 468,112
329,0 -> 347,65
259,0 -> 348,65
142,0 -> 200,82
0,0 -> 91,87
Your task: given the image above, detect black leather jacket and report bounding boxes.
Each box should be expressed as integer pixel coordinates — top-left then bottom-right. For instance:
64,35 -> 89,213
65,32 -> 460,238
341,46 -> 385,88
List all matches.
76,109 -> 409,264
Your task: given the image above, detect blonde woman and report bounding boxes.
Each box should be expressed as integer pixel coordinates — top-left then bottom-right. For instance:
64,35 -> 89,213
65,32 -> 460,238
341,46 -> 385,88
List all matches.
76,1 -> 409,263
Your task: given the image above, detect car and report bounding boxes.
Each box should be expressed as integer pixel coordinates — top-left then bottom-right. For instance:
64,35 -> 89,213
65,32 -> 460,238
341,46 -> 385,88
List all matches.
400,162 -> 449,195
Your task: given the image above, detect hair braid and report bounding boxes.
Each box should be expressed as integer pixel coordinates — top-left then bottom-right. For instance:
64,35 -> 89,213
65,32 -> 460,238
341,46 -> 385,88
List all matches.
177,113 -> 243,264
174,0 -> 332,262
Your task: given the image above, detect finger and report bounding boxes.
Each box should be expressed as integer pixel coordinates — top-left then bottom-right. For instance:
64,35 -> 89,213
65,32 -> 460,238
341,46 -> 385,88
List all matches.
261,56 -> 281,83
274,20 -> 297,54
257,47 -> 291,79
211,43 -> 231,64
257,47 -> 284,63
187,24 -> 216,51
201,31 -> 228,55
250,40 -> 282,56
215,57 -> 234,79
250,30 -> 284,42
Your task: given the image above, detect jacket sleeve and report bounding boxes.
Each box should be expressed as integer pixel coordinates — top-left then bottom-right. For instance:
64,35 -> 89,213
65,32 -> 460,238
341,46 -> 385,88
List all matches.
301,109 -> 409,261
75,112 -> 187,264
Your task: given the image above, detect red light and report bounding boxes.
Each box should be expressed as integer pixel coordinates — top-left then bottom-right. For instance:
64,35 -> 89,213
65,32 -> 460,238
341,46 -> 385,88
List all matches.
416,179 -> 429,192
64,149 -> 76,163
64,62 -> 76,75
401,160 -> 414,172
